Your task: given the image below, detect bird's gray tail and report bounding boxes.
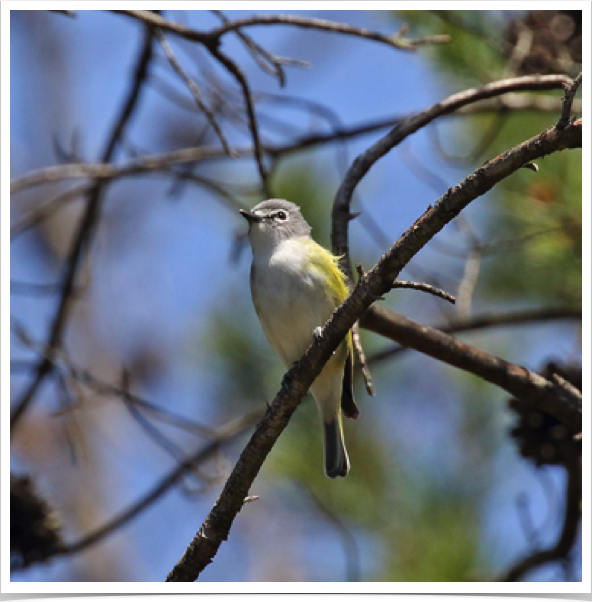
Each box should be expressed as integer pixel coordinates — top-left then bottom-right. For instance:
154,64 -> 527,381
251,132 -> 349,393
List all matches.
323,417 -> 350,478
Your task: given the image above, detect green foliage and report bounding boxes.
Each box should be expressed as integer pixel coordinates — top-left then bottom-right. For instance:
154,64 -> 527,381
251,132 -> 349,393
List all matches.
394,10 -> 582,309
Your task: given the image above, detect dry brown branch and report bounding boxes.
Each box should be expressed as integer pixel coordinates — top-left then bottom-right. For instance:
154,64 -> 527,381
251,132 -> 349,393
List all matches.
331,74 -> 572,279
392,280 -> 456,304
558,72 -> 582,128
10,146 -> 254,194
205,45 -> 269,193
165,120 -> 581,581
154,28 -> 233,156
368,307 -> 582,365
360,305 -> 581,431
114,10 -> 450,51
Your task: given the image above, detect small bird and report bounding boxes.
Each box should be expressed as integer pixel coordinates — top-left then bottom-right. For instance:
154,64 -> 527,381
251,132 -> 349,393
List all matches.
240,199 -> 359,478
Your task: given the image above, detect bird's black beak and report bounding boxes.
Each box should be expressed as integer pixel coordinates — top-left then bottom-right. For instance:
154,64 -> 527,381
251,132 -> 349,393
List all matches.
240,209 -> 262,223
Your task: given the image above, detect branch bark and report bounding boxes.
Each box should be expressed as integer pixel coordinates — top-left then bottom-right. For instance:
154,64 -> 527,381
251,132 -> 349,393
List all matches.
360,306 -> 581,431
165,119 -> 581,581
331,74 -> 572,279
114,10 -> 450,51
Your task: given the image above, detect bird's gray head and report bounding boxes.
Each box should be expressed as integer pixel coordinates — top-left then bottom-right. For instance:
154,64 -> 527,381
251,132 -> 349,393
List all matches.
240,199 -> 312,250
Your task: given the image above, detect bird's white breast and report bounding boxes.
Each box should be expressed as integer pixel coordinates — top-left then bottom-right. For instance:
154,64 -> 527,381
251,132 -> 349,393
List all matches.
250,238 -> 336,367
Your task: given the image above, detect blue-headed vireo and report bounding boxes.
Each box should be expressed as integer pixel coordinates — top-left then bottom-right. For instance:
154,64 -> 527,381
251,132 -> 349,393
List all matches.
240,199 -> 359,478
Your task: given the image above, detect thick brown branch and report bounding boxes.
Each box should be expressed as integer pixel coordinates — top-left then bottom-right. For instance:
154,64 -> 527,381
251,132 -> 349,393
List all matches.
360,306 -> 581,431
165,121 -> 581,581
369,307 -> 582,364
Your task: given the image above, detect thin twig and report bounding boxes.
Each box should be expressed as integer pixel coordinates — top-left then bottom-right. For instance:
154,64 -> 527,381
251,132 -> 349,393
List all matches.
392,280 -> 456,304
557,72 -> 582,129
114,10 -> 450,51
368,307 -> 582,365
10,146 -> 254,194
352,265 -> 375,395
212,10 -> 300,87
59,409 -> 261,556
154,28 -> 234,156
208,14 -> 450,50
207,45 -> 269,194
11,80 -> 574,197
352,322 -> 374,396
332,74 -> 572,281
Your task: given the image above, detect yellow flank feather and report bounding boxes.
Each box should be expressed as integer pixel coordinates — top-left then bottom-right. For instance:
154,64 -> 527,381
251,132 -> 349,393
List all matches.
304,239 -> 353,354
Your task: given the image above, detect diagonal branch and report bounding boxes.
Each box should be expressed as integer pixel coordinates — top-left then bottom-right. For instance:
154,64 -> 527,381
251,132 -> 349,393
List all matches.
360,305 -> 581,430
368,307 -> 582,365
331,74 -> 572,280
165,119 -> 581,581
206,45 -> 269,194
154,28 -> 233,156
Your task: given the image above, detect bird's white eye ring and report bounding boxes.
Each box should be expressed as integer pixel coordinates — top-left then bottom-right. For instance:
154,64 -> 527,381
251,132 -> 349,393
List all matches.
276,210 -> 288,221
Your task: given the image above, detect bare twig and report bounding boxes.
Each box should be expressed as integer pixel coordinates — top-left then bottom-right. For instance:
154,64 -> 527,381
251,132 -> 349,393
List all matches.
206,45 -> 268,194
10,146 -> 255,194
11,79 -> 573,197
353,265 -> 375,395
368,307 -> 582,365
392,280 -> 456,304
212,10 -> 310,87
59,409 -> 260,556
114,10 -> 450,51
208,14 -> 450,50
352,322 -> 374,396
557,72 -> 582,129
154,28 -> 234,156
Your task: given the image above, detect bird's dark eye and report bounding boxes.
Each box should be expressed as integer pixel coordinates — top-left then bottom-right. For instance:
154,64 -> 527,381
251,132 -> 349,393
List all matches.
276,211 -> 288,221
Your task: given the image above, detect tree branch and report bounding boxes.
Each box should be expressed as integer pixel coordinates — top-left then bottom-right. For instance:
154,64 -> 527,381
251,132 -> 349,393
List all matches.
165,119 -> 581,581
360,305 -> 581,431
114,10 -> 450,51
331,74 -> 572,279
10,78 -> 573,197
154,28 -> 233,156
368,307 -> 582,364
